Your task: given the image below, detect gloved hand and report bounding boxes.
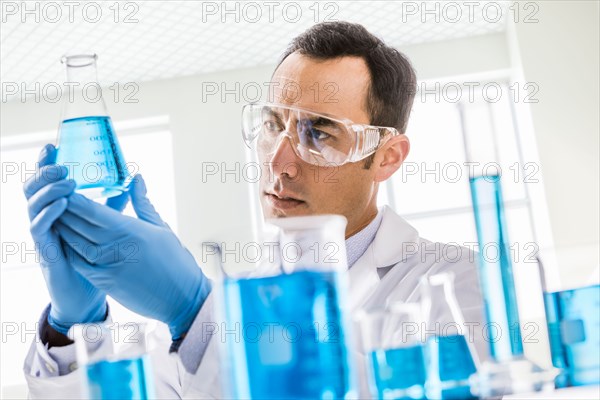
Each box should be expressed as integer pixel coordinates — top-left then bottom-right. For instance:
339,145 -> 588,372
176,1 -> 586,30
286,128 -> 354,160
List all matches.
55,175 -> 212,340
23,144 -> 113,335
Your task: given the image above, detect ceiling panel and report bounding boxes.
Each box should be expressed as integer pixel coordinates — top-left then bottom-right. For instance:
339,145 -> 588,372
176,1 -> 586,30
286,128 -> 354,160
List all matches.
0,1 -> 508,94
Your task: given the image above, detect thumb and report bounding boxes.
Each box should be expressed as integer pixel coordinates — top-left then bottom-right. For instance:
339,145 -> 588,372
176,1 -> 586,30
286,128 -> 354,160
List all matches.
38,144 -> 57,168
105,190 -> 130,212
130,174 -> 167,227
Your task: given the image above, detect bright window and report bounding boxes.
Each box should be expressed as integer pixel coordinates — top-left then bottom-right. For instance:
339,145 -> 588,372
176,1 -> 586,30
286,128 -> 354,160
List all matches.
381,80 -> 546,251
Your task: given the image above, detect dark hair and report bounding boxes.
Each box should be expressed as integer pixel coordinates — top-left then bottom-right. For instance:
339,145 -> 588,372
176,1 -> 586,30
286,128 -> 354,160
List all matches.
277,22 -> 417,167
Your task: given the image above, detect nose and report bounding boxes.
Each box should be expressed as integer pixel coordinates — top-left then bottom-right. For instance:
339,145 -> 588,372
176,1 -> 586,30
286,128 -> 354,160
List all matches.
268,132 -> 301,180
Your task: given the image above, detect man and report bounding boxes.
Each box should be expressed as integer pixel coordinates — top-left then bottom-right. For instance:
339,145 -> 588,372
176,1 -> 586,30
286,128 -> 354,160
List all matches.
23,22 -> 487,398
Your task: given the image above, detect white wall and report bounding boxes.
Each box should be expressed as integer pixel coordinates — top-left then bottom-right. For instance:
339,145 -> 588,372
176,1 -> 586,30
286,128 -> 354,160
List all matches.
508,1 -> 600,285
402,32 -> 510,79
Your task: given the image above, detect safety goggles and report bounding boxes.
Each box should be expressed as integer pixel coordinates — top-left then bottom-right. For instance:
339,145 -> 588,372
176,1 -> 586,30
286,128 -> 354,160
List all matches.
241,102 -> 401,166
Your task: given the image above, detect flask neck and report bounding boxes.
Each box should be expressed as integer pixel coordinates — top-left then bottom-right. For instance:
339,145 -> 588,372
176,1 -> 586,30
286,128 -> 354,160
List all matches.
63,55 -> 99,85
421,273 -> 466,332
61,54 -> 108,121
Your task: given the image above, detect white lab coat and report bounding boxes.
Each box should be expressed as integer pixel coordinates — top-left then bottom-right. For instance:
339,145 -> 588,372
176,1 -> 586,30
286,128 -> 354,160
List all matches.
24,206 -> 488,399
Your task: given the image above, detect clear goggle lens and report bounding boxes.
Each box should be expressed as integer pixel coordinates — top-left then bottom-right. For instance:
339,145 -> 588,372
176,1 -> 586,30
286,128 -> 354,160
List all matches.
242,103 -> 398,166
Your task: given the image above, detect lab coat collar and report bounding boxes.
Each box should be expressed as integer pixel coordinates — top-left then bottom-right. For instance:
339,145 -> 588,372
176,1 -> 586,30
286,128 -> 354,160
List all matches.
347,205 -> 420,310
370,205 -> 420,268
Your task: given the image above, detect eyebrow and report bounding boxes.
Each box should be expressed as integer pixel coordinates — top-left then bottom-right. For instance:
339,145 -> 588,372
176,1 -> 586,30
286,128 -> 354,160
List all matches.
262,106 -> 285,121
305,116 -> 340,128
262,107 -> 342,129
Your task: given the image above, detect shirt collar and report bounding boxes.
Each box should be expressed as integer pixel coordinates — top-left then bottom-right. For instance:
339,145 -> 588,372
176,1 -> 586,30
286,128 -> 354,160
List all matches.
345,208 -> 383,268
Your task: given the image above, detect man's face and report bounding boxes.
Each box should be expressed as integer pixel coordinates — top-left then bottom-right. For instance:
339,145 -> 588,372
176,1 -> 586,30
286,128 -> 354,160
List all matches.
258,52 -> 379,237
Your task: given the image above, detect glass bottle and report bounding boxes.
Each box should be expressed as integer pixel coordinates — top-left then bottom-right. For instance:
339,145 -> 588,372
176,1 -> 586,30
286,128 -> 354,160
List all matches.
56,54 -> 131,198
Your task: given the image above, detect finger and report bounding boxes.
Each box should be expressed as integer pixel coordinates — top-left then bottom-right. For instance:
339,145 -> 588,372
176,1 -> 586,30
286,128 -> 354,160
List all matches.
130,174 -> 166,227
23,144 -> 59,200
55,221 -> 102,264
38,144 -> 57,168
23,165 -> 68,200
66,192 -> 124,229
34,228 -> 64,266
61,240 -> 112,291
58,210 -> 121,245
58,220 -> 137,267
105,191 -> 130,212
30,198 -> 68,238
28,179 -> 76,220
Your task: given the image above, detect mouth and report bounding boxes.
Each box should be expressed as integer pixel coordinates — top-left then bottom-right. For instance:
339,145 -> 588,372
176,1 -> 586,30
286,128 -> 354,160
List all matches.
264,191 -> 306,210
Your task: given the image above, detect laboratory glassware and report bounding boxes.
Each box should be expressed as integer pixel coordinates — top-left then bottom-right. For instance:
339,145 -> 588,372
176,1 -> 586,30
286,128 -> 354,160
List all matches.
359,303 -> 427,400
72,322 -> 155,400
459,101 -> 556,398
213,215 -> 357,399
421,273 -> 479,400
55,54 -> 131,198
539,258 -> 600,388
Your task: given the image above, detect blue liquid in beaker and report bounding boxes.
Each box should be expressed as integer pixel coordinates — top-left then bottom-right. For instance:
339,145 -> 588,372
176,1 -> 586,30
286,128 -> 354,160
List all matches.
86,356 -> 154,400
425,334 -> 477,399
544,284 -> 600,388
369,346 -> 426,400
223,270 -> 353,399
469,175 -> 523,361
56,116 -> 130,198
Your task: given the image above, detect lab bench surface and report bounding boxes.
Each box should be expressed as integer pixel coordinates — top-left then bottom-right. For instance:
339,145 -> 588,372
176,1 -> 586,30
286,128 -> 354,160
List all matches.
503,385 -> 600,399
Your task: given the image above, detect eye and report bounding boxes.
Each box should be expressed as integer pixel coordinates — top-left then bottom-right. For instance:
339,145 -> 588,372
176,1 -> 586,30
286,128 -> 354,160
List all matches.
298,119 -> 336,142
263,120 -> 283,133
307,128 -> 331,141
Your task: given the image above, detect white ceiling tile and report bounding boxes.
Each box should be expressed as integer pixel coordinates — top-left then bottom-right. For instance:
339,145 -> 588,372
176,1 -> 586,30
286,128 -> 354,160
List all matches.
1,1 -> 507,97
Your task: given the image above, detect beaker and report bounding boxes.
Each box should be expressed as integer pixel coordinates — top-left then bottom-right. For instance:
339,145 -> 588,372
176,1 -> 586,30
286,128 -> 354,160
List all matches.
71,322 -> 155,400
214,215 -> 357,399
420,273 -> 479,400
55,54 -> 131,199
359,303 -> 427,400
540,260 -> 600,388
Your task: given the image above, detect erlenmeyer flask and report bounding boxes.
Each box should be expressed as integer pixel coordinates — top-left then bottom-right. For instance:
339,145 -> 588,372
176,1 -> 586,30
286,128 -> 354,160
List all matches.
421,272 -> 479,399
56,54 -> 131,198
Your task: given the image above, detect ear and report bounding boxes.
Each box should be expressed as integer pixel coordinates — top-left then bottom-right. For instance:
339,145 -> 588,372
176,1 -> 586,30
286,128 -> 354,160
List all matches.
373,135 -> 410,182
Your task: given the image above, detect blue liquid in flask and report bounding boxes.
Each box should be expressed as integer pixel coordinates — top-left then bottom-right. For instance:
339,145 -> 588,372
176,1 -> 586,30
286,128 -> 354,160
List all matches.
369,346 -> 426,400
425,334 -> 477,399
469,175 -> 523,361
544,284 -> 600,388
86,356 -> 154,400
223,270 -> 353,399
56,116 -> 130,198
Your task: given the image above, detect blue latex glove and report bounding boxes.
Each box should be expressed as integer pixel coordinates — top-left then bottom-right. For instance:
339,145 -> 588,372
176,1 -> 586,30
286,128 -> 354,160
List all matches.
55,175 -> 211,340
23,144 -> 119,335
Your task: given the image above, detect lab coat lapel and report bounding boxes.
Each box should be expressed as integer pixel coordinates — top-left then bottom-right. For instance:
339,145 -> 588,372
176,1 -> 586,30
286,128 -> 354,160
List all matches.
348,205 -> 420,311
